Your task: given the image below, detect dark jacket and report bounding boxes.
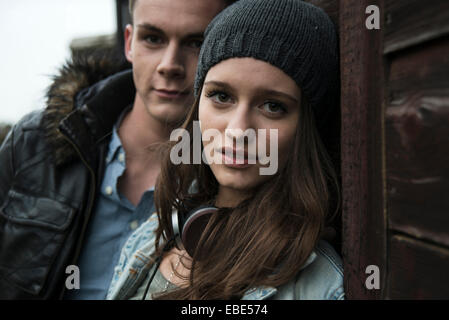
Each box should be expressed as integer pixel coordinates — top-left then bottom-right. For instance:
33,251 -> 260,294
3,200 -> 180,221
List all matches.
0,53 -> 134,299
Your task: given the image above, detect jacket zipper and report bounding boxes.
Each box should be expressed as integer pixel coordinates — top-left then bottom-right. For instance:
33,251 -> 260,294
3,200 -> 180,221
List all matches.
58,132 -> 97,299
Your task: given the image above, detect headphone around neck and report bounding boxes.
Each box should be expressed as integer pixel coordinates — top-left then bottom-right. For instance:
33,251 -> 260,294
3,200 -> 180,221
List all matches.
141,205 -> 218,300
172,205 -> 219,259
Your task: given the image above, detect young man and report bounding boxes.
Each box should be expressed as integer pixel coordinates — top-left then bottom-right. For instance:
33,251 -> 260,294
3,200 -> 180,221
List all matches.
0,0 -> 234,299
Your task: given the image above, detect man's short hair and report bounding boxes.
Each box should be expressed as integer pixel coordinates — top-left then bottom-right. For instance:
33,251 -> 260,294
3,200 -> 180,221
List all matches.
128,0 -> 238,23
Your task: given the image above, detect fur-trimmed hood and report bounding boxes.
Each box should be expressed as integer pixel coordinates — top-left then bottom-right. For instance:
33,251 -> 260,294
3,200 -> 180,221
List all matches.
41,50 -> 132,166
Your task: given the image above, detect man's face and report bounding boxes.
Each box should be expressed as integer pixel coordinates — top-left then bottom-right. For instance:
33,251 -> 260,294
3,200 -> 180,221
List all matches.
125,0 -> 226,126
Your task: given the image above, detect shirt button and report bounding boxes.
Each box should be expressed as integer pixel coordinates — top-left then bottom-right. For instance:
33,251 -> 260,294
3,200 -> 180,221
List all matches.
118,153 -> 125,163
130,220 -> 139,230
105,186 -> 113,195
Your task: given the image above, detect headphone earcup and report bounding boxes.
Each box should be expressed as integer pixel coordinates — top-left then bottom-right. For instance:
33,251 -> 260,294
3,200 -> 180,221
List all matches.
174,206 -> 218,259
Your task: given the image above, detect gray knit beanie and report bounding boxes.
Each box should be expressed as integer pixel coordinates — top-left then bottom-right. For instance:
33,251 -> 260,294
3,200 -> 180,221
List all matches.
194,0 -> 339,123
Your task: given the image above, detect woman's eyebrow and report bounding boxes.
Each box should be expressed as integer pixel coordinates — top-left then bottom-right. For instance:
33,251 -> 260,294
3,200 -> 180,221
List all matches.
205,81 -> 299,104
203,81 -> 236,92
257,89 -> 299,104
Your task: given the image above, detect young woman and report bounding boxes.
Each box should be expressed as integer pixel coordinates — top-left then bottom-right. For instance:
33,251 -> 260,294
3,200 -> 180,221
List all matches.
107,0 -> 344,300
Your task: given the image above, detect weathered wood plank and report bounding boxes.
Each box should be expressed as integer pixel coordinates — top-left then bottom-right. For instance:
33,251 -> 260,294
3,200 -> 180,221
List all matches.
385,92 -> 449,245
387,235 -> 449,299
388,37 -> 449,97
386,37 -> 449,246
384,0 -> 449,53
340,0 -> 386,299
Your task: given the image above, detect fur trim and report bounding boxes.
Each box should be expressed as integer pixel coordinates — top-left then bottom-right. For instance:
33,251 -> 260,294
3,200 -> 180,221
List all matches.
42,50 -> 130,166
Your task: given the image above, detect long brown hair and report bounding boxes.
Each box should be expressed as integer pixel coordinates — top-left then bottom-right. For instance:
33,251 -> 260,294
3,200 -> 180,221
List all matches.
153,92 -> 340,299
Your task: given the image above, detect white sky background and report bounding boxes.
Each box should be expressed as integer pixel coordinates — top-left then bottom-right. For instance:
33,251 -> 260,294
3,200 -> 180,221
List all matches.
0,0 -> 116,124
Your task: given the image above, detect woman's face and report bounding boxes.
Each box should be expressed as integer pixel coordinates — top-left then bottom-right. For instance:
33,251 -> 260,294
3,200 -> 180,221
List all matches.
198,57 -> 301,196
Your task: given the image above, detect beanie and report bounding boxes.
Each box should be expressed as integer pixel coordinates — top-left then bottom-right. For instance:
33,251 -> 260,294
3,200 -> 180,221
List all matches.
194,0 -> 339,123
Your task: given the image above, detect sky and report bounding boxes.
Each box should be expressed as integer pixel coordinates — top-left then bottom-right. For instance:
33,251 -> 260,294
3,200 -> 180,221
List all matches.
0,0 -> 116,124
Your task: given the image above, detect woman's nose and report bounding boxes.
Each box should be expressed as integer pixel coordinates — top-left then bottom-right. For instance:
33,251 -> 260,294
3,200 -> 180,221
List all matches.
224,104 -> 256,144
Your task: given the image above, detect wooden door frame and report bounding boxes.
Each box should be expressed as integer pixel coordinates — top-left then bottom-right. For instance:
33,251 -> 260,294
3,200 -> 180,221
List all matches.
340,0 -> 387,299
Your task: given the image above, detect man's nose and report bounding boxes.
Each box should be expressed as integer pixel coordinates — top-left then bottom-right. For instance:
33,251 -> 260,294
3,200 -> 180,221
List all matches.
157,42 -> 185,79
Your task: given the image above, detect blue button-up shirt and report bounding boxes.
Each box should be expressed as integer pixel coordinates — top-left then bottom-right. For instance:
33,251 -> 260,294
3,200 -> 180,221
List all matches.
65,116 -> 156,300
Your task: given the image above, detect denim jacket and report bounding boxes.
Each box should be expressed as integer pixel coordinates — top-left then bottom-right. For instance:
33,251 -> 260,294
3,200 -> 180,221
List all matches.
106,212 -> 345,300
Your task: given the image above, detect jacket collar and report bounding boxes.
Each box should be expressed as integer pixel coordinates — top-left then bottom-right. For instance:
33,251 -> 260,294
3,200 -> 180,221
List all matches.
242,251 -> 318,300
41,52 -> 133,166
58,70 -> 135,166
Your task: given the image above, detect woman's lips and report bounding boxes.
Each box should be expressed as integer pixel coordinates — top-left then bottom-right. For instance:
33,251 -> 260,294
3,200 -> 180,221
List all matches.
219,147 -> 256,169
154,88 -> 189,99
221,152 -> 251,168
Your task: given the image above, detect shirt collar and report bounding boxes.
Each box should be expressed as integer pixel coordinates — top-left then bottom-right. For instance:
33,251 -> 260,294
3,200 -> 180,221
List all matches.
105,105 -> 132,164
106,127 -> 122,164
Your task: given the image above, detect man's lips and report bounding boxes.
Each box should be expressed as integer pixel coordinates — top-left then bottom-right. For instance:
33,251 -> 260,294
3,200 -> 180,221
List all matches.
154,88 -> 189,99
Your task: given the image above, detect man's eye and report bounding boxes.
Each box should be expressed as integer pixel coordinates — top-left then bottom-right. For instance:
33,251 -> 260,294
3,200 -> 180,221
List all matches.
145,35 -> 163,44
188,39 -> 203,49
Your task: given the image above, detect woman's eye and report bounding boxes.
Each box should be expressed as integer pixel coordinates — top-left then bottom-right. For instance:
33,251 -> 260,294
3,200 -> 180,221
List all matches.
207,91 -> 231,104
261,102 -> 287,115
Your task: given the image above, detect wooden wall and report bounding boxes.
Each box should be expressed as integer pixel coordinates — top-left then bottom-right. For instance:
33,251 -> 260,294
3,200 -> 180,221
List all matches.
383,0 -> 449,299
336,0 -> 449,299
338,0 -> 386,300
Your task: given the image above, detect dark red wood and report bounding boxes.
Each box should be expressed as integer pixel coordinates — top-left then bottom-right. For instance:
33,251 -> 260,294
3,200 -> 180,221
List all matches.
340,0 -> 386,299
384,0 -> 449,53
386,37 -> 449,247
387,235 -> 449,299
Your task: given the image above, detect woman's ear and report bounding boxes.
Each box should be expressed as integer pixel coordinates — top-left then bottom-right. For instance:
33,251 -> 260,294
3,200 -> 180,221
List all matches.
124,24 -> 134,63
